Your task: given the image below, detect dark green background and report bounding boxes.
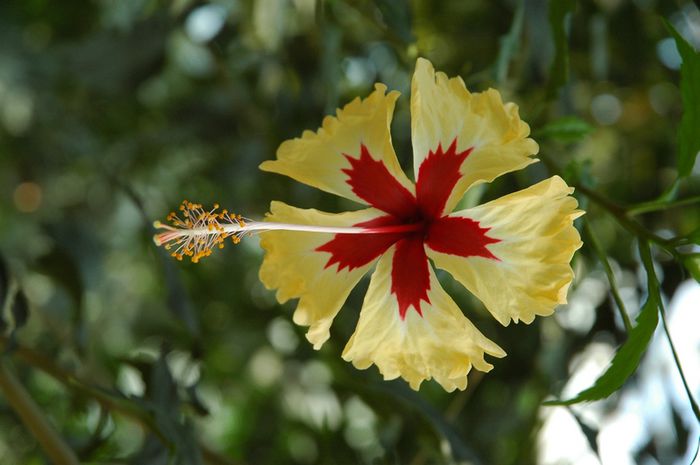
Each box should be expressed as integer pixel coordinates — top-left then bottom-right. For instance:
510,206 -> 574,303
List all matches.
1,1 -> 699,464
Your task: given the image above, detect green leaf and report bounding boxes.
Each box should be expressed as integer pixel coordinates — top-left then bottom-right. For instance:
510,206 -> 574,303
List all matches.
547,0 -> 576,98
665,21 -> 700,177
545,240 -> 660,405
534,116 -> 594,142
687,226 -> 700,245
683,254 -> 700,283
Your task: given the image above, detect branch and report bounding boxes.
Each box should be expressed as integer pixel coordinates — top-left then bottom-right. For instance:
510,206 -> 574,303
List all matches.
0,358 -> 80,465
573,184 -> 677,256
538,154 -> 679,257
627,194 -> 700,216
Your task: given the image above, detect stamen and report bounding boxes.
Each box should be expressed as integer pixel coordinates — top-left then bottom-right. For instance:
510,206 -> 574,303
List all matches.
153,200 -> 248,263
153,200 -> 422,263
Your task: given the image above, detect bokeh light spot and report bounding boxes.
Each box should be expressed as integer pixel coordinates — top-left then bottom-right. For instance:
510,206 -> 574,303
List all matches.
248,347 -> 283,387
1,88 -> 34,135
591,93 -> 622,125
648,82 -> 679,116
185,4 -> 228,43
13,182 -> 42,213
267,317 -> 299,354
656,37 -> 682,70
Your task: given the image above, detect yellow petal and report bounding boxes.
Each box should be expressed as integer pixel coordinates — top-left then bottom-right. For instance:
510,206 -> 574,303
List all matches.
342,247 -> 505,392
258,201 -> 387,349
427,176 -> 583,326
260,84 -> 414,204
410,58 -> 539,213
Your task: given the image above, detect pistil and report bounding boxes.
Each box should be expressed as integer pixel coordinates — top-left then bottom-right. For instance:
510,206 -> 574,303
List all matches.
153,200 -> 422,262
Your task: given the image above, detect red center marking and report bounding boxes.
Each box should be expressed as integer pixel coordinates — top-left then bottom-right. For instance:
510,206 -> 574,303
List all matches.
391,234 -> 430,318
342,145 -> 417,219
415,139 -> 473,219
315,140 -> 499,319
425,216 -> 499,260
316,215 -> 407,272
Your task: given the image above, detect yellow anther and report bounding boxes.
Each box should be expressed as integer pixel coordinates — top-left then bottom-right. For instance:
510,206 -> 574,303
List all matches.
153,199 -> 248,263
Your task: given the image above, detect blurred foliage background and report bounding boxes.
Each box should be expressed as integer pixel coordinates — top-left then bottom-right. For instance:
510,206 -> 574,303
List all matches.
1,0 -> 699,464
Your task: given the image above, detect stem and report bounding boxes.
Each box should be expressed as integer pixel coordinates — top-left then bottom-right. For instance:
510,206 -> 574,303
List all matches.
658,298 -> 700,423
0,359 -> 80,465
539,156 -> 698,425
573,184 -> 679,257
583,221 -> 633,332
627,195 -> 700,216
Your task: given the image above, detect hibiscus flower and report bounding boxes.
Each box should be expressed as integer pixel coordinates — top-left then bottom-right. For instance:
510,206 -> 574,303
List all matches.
154,58 -> 583,391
